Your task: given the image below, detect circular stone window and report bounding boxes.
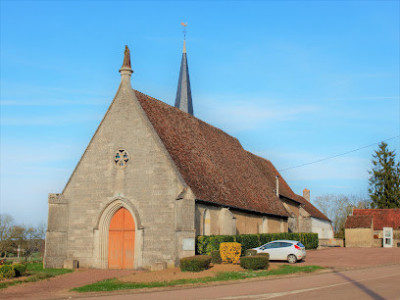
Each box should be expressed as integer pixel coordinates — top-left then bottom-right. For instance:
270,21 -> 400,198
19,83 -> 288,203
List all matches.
114,149 -> 129,168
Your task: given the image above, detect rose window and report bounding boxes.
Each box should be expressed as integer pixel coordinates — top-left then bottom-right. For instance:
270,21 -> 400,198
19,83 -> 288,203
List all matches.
114,149 -> 129,167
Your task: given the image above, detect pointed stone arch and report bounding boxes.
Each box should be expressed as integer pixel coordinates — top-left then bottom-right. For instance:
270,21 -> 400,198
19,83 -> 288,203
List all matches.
93,197 -> 143,269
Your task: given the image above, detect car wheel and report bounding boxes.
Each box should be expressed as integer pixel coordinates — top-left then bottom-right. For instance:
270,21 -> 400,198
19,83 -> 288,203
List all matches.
287,254 -> 297,264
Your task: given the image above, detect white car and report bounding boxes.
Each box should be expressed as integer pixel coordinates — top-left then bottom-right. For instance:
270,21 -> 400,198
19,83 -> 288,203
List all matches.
252,240 -> 306,264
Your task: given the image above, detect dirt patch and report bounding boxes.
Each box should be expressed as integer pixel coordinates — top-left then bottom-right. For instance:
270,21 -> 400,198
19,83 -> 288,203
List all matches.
119,263 -> 283,283
0,269 -> 132,300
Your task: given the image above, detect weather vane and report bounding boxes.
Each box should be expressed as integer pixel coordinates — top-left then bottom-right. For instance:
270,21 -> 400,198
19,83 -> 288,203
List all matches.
181,22 -> 188,40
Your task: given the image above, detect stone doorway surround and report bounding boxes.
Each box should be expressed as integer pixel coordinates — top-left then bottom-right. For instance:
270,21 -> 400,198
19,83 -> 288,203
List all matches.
93,197 -> 144,269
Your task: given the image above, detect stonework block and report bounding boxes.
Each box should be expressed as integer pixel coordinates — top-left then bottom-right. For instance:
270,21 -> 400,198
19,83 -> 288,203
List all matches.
48,193 -> 66,204
150,262 -> 167,271
64,259 -> 79,269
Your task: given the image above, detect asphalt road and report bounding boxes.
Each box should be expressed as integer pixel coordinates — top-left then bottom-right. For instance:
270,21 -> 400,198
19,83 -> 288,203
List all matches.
76,264 -> 400,300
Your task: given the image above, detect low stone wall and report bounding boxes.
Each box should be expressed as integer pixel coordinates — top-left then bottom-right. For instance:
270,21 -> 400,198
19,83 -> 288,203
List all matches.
345,227 -> 374,247
319,238 -> 343,247
373,238 -> 382,248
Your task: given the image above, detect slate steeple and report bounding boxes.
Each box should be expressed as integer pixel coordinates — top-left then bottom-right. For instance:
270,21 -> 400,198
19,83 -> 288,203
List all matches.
174,37 -> 193,115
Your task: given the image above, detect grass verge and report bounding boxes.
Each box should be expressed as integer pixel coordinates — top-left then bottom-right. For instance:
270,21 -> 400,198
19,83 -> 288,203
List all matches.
0,262 -> 73,289
72,265 -> 323,293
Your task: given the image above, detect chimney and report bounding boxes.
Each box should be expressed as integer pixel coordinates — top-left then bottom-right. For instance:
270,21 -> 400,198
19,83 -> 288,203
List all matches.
275,176 -> 279,197
303,188 -> 310,201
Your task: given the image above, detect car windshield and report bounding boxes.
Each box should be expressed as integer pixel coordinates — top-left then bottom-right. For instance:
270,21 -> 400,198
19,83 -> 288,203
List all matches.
297,242 -> 305,248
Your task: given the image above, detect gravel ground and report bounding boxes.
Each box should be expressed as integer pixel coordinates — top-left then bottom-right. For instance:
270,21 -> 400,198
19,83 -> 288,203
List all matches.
300,247 -> 400,269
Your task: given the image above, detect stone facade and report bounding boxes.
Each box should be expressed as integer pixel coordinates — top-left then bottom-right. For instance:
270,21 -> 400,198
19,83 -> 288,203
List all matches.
311,218 -> 334,239
345,227 -> 374,247
45,68 -> 195,269
195,203 -> 288,236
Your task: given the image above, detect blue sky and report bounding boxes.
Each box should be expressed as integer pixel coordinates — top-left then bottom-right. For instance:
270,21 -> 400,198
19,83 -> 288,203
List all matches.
1,1 -> 399,225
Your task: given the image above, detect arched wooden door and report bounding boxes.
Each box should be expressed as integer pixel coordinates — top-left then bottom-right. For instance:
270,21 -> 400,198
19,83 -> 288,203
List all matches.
108,208 -> 135,269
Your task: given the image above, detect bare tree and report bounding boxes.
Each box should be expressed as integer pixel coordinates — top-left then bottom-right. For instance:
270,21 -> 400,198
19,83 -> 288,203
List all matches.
313,194 -> 370,237
11,224 -> 46,261
0,214 -> 15,257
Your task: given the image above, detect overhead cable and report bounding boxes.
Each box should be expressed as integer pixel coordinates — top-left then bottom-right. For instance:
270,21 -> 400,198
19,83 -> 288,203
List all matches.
278,135 -> 400,172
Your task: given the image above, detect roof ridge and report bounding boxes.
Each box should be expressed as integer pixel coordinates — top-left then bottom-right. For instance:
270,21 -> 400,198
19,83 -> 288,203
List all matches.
134,89 -> 243,145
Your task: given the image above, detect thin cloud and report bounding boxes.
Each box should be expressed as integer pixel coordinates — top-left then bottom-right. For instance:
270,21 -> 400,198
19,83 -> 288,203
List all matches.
198,96 -> 320,131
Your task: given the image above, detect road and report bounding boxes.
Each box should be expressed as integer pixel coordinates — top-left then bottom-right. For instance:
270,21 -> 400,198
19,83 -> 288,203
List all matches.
75,264 -> 400,300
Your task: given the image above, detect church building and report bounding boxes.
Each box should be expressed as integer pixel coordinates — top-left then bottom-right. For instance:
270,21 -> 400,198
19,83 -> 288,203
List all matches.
44,41 -> 331,270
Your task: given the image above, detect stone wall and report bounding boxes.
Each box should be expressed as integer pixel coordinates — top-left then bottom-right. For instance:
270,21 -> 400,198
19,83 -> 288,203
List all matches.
345,227 -> 374,247
312,218 -> 334,239
195,203 -> 288,236
44,194 -> 68,268
280,199 -> 299,233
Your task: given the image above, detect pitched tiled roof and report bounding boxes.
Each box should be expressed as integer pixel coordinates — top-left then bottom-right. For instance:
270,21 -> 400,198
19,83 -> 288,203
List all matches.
345,215 -> 373,229
246,152 -> 297,201
247,152 -> 330,222
353,209 -> 400,230
135,90 -> 289,217
294,195 -> 331,222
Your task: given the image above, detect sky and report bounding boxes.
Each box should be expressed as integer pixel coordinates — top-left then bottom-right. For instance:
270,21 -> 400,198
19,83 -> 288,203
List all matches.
1,1 -> 399,226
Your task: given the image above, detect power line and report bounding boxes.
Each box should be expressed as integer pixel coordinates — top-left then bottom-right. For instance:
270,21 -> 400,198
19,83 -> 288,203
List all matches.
278,135 -> 400,172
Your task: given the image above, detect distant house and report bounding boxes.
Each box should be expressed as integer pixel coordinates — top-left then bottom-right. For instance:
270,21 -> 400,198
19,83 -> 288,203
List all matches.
345,209 -> 400,248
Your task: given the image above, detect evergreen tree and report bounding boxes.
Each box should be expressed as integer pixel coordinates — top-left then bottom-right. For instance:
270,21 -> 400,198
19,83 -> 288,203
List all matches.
368,142 -> 400,208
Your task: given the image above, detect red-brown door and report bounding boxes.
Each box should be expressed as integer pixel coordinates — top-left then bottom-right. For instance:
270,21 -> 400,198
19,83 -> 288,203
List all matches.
108,208 -> 135,269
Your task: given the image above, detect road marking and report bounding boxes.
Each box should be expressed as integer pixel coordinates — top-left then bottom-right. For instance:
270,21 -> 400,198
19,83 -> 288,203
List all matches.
204,272 -> 400,300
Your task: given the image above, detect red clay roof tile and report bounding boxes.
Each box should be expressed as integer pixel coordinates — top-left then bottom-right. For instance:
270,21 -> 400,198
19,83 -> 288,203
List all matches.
353,209 -> 400,230
135,90 -> 289,217
247,152 -> 330,221
345,215 -> 373,229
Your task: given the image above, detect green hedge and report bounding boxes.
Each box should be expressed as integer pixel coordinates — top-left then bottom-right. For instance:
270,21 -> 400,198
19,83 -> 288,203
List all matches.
240,256 -> 269,270
210,250 -> 222,264
0,265 -> 16,279
13,263 -> 27,277
196,233 -> 318,255
197,235 -> 235,256
180,255 -> 212,272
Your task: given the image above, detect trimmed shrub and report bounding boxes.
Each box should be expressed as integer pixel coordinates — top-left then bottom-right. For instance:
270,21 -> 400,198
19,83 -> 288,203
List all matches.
13,263 -> 27,277
235,235 -> 259,254
245,249 -> 257,256
0,264 -> 15,279
180,255 -> 212,272
240,256 -> 269,270
196,233 -> 318,255
196,235 -> 235,255
210,250 -> 222,264
220,242 -> 241,264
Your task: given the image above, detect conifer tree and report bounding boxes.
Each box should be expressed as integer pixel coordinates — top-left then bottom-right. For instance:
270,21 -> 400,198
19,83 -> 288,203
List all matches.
368,142 -> 400,208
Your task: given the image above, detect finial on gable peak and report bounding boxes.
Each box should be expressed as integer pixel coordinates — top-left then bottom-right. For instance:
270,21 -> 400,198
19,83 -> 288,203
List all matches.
122,45 -> 131,68
119,45 -> 133,80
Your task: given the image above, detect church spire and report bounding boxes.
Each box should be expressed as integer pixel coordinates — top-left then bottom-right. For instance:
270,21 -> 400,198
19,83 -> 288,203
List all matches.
174,23 -> 193,115
119,45 -> 133,85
